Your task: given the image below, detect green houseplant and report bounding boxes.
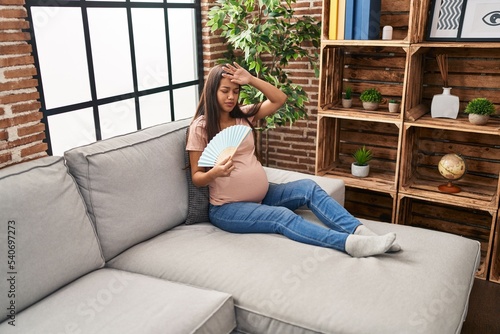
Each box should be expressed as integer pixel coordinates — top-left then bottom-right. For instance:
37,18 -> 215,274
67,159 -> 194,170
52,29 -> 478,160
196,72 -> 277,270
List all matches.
351,145 -> 372,177
342,86 -> 353,108
464,97 -> 496,125
360,88 -> 382,111
207,0 -> 321,130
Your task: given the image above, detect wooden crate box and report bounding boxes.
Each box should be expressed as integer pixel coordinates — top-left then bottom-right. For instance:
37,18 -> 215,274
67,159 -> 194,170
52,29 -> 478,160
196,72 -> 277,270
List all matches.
316,116 -> 401,194
319,45 -> 408,117
320,0 -> 414,41
397,196 -> 495,279
400,126 -> 500,212
490,211 -> 500,283
405,46 -> 500,121
345,187 -> 395,223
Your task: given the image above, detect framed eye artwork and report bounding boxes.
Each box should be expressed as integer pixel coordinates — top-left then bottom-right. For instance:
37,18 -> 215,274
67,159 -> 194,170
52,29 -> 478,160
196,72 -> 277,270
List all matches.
427,0 -> 500,41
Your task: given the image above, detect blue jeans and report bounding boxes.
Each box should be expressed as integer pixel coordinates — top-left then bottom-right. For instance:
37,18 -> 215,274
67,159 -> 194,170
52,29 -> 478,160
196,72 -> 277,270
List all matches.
209,179 -> 361,252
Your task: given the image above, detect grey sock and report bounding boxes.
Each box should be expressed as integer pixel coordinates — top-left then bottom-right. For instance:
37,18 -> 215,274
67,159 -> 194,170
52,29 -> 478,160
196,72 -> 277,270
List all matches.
345,233 -> 396,258
354,225 -> 401,253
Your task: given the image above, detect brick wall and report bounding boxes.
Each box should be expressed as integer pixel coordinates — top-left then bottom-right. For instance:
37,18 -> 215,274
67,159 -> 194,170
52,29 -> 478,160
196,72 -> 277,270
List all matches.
0,0 -> 46,169
0,0 -> 321,173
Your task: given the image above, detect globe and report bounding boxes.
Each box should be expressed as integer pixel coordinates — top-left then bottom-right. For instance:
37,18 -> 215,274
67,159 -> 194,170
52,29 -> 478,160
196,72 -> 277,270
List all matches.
438,153 -> 466,193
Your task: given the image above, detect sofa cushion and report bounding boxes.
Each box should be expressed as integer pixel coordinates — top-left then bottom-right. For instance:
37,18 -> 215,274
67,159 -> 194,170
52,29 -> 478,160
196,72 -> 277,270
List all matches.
107,219 -> 480,334
184,130 -> 210,225
0,268 -> 236,334
0,156 -> 104,321
264,166 -> 345,206
64,119 -> 191,260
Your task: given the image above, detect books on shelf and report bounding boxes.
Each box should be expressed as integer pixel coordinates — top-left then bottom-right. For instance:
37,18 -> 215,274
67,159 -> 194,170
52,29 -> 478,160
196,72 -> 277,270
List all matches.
329,0 -> 381,40
344,0 -> 355,39
337,0 -> 346,40
328,0 -> 338,40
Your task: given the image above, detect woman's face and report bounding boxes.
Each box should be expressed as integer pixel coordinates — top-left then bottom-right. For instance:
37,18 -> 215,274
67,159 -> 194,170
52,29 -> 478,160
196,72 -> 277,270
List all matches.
217,77 -> 240,113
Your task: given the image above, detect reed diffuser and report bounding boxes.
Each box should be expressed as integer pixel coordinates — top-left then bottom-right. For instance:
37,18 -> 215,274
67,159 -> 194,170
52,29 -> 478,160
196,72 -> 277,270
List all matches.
431,54 -> 459,119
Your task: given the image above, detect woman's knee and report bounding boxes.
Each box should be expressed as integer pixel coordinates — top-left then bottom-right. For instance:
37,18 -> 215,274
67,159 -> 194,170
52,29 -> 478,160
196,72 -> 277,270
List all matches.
293,178 -> 318,191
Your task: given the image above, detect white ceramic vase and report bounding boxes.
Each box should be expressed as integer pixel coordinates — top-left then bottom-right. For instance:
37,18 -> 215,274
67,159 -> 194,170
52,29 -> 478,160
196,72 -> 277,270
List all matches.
351,163 -> 369,177
431,87 -> 459,119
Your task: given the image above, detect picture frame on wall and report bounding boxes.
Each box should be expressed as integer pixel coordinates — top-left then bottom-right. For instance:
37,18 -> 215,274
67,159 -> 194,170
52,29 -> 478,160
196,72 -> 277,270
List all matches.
427,0 -> 465,40
427,0 -> 500,41
459,0 -> 500,41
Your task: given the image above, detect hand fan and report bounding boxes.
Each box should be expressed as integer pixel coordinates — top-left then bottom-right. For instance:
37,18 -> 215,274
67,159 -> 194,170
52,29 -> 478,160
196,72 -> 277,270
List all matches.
198,125 -> 252,167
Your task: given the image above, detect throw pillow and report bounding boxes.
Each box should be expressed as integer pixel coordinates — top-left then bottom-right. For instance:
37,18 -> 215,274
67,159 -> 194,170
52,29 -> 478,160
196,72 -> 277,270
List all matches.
185,130 -> 210,224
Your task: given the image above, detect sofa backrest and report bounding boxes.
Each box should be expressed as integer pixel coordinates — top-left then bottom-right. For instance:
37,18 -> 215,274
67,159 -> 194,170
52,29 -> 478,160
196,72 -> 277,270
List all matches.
0,156 -> 104,320
64,118 -> 191,261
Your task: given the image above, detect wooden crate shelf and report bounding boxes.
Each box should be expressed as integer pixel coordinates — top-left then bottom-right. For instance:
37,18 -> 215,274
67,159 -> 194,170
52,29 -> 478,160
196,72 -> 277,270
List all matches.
405,46 -> 500,121
405,114 -> 500,135
490,210 -> 500,283
319,45 -> 409,119
320,0 -> 415,42
396,195 -> 496,280
316,115 -> 401,195
400,125 -> 500,212
317,0 -> 500,284
345,187 -> 395,223
318,108 -> 402,123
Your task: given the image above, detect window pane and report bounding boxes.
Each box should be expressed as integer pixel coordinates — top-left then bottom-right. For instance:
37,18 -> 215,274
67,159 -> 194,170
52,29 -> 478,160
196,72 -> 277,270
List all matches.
139,92 -> 171,128
132,0 -> 163,2
48,108 -> 96,156
88,8 -> 134,99
167,0 -> 195,3
132,8 -> 169,91
31,7 -> 91,109
99,99 -> 137,140
173,86 -> 198,121
168,8 -> 197,84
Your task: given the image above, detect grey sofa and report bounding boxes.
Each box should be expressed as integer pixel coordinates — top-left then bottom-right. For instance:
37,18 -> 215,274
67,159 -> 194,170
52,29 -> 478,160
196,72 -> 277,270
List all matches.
0,118 -> 480,334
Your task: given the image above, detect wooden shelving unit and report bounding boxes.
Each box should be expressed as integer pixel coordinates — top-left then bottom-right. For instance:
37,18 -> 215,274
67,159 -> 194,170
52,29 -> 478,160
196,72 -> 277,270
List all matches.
316,0 -> 500,282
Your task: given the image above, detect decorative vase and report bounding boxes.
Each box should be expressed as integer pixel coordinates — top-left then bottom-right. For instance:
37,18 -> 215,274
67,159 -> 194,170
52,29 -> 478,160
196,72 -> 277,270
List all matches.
431,87 -> 459,119
468,114 -> 489,125
362,102 -> 379,111
388,102 -> 400,113
351,163 -> 369,177
342,98 -> 352,108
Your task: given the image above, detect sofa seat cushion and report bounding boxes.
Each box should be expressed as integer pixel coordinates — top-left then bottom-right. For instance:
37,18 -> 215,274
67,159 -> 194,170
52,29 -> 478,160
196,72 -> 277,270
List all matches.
264,167 -> 345,206
64,119 -> 191,261
0,156 -> 104,320
107,219 -> 480,334
0,268 -> 235,334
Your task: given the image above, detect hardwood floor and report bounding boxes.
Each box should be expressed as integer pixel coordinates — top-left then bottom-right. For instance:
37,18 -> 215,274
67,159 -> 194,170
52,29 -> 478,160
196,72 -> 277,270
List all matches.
461,278 -> 500,333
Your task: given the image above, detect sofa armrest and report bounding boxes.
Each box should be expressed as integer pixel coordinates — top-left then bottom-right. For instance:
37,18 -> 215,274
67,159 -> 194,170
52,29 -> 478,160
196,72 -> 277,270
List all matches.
263,167 -> 345,206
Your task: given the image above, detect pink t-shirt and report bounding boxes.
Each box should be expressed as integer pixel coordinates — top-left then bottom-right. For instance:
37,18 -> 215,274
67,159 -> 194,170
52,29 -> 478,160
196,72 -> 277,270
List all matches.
186,115 -> 269,206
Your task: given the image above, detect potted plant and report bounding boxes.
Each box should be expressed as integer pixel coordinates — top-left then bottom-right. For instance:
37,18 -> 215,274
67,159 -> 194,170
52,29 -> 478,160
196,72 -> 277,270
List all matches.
388,99 -> 400,113
360,88 -> 382,111
342,86 -> 353,108
351,145 -> 372,178
464,97 -> 496,125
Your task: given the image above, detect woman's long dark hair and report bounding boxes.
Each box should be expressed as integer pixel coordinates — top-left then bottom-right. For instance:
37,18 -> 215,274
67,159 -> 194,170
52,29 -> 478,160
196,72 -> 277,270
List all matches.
192,64 -> 261,143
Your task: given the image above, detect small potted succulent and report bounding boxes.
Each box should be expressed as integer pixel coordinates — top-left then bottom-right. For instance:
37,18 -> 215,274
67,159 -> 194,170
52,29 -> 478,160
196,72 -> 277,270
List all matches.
360,88 -> 382,111
351,145 -> 372,178
342,86 -> 353,108
388,99 -> 400,113
464,97 -> 496,125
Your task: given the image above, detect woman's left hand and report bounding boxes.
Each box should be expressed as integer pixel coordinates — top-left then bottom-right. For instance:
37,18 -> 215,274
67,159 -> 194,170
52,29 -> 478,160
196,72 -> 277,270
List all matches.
222,62 -> 252,85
